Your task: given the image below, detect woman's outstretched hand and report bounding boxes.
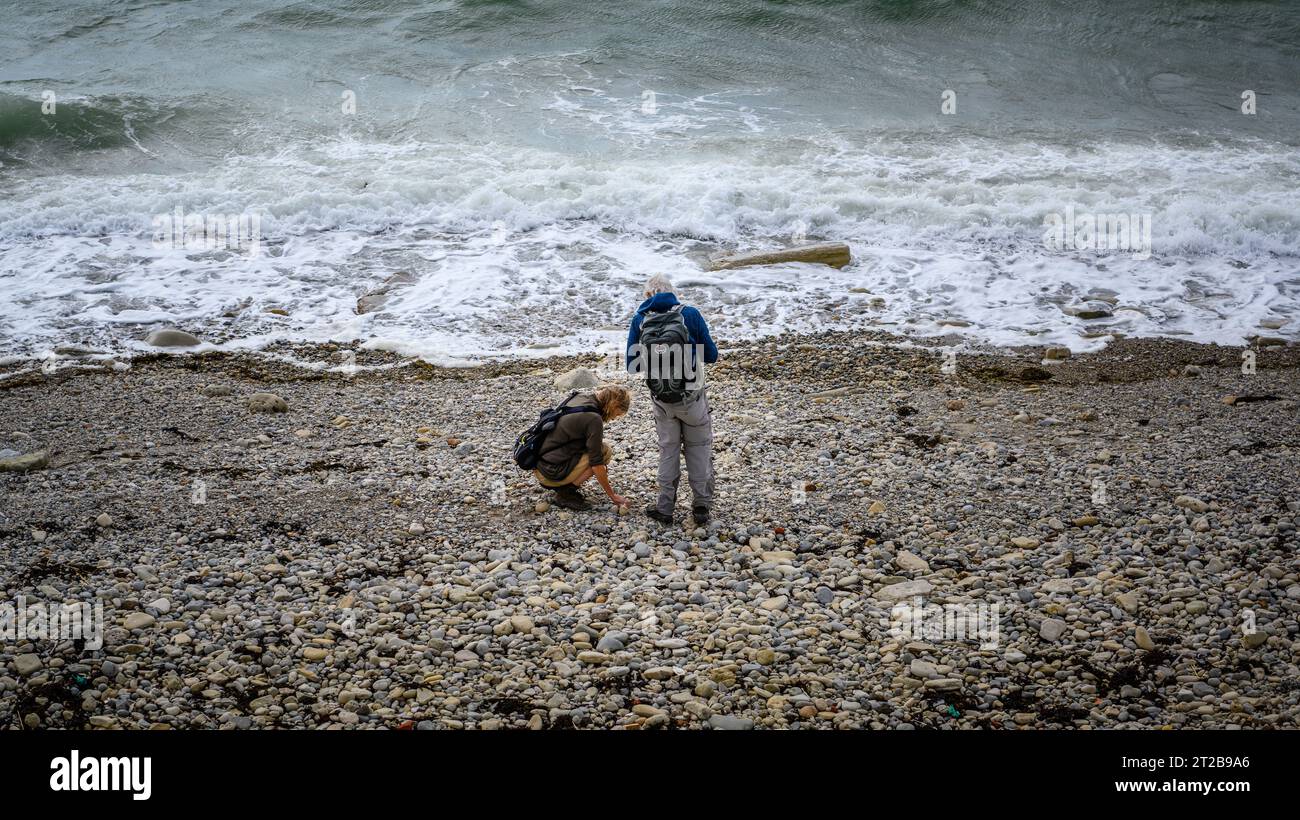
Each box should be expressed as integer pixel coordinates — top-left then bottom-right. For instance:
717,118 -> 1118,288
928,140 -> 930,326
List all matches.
609,493 -> 628,508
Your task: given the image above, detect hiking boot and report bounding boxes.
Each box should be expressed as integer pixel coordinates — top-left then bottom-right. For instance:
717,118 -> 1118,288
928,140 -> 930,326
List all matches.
644,505 -> 674,525
691,505 -> 710,525
552,485 -> 591,511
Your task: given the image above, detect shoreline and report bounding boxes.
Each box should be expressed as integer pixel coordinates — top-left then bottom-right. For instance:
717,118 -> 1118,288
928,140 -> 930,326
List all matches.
1,329 -> 1298,729
5,325 -> 1297,389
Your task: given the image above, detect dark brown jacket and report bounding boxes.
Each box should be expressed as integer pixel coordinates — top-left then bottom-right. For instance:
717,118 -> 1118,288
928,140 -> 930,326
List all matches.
536,393 -> 605,481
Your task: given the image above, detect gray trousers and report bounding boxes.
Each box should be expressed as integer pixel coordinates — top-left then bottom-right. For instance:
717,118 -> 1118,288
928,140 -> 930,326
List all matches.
651,389 -> 714,514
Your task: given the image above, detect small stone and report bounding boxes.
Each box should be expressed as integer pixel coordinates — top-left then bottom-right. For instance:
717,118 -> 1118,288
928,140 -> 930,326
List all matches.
534,501 -> 550,514
554,367 -> 599,391
895,551 -> 930,573
1039,618 -> 1067,642
0,450 -> 50,473
123,613 -> 155,630
1114,592 -> 1139,614
910,660 -> 938,678
760,596 -> 788,612
14,654 -> 42,676
95,513 -> 113,528
643,666 -> 680,680
408,521 -> 425,535
303,647 -> 328,661
595,635 -> 624,653
868,500 -> 886,515
248,392 -> 288,413
756,648 -> 776,665
1174,495 -> 1209,513
876,580 -> 932,601
707,715 -> 754,731
146,328 -> 201,347
1134,626 -> 1155,651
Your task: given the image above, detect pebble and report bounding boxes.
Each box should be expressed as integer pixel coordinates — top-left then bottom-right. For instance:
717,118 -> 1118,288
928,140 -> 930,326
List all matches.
124,613 -> 155,630
6,330 -> 1295,733
1039,618 -> 1067,641
707,715 -> 754,731
247,392 -> 288,413
1135,626 -> 1155,651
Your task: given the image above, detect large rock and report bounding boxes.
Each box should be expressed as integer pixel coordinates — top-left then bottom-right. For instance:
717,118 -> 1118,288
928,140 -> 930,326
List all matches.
707,715 -> 754,730
0,450 -> 49,472
895,551 -> 930,574
1061,301 -> 1113,320
708,242 -> 852,271
248,393 -> 288,413
875,579 -> 933,601
146,328 -> 201,347
1174,495 -> 1209,513
554,367 -> 599,391
356,271 -> 417,315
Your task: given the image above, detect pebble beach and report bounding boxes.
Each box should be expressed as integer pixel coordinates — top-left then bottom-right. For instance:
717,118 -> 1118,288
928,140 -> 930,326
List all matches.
1,332 -> 1297,730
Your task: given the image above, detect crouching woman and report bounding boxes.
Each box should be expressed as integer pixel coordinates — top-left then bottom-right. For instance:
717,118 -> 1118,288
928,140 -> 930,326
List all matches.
533,384 -> 631,511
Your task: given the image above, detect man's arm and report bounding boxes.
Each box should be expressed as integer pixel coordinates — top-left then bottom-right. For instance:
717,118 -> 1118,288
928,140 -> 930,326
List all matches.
686,308 -> 719,364
625,313 -> 643,372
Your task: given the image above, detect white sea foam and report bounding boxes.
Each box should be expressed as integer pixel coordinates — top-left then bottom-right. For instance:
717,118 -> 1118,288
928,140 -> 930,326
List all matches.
0,132 -> 1296,363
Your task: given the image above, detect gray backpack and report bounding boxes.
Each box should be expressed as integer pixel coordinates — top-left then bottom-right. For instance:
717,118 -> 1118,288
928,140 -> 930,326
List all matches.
638,306 -> 695,404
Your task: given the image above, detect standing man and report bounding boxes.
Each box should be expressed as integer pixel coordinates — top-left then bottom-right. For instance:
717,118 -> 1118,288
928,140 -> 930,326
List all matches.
626,274 -> 719,525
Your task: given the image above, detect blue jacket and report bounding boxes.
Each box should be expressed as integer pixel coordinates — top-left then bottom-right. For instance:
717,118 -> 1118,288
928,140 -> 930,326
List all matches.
626,292 -> 719,371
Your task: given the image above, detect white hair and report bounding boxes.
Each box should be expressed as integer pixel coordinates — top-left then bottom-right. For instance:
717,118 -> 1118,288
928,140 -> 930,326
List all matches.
643,274 -> 674,298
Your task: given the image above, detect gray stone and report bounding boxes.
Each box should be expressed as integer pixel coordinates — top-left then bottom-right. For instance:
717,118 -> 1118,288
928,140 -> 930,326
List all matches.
146,328 -> 201,347
0,450 -> 49,473
1039,618 -> 1068,642
554,368 -> 599,391
248,393 -> 288,413
707,715 -> 755,730
876,580 -> 933,601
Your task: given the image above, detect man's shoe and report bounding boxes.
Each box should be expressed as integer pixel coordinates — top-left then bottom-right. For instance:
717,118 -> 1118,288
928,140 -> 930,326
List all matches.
644,505 -> 674,525
691,505 -> 710,525
552,485 -> 591,511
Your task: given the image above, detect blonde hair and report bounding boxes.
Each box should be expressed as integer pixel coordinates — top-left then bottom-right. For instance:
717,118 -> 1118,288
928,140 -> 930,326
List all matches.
594,384 -> 632,420
643,273 -> 674,298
